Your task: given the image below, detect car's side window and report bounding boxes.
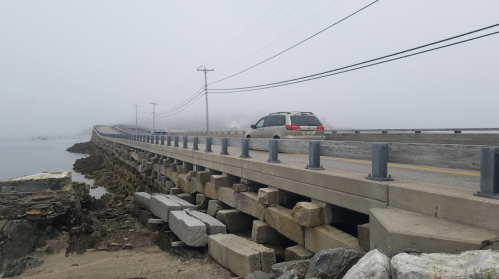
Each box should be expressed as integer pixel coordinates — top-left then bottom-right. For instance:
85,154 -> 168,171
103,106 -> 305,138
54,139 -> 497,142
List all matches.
264,116 -> 276,127
255,118 -> 265,128
275,115 -> 285,126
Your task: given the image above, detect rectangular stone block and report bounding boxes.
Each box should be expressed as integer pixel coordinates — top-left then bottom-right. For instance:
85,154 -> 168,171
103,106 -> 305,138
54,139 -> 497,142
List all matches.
189,177 -> 198,194
177,193 -> 196,205
196,181 -> 205,193
284,245 -> 314,261
133,192 -> 150,210
188,210 -> 227,235
153,163 -> 160,173
257,188 -> 279,205
208,234 -> 261,277
196,171 -> 211,184
204,182 -> 218,200
211,175 -> 228,187
160,166 -> 166,176
291,202 -> 324,227
236,192 -> 266,221
304,225 -> 362,253
165,181 -> 175,193
170,187 -> 182,195
225,234 -> 275,273
165,194 -> 196,210
233,183 -> 248,193
169,210 -> 208,247
357,223 -> 370,252
149,195 -> 182,222
216,209 -> 254,233
207,200 -> 230,217
196,194 -> 209,209
265,206 -> 304,245
251,220 -> 282,244
178,173 -> 190,193
218,187 -> 236,208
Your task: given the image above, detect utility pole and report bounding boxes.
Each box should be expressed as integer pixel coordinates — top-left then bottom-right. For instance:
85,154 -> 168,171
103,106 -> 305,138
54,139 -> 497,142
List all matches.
150,102 -> 159,129
133,104 -> 139,131
197,65 -> 214,132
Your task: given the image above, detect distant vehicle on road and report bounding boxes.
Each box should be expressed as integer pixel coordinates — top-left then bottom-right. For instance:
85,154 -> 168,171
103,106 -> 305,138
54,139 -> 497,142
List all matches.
149,128 -> 167,135
246,112 -> 324,140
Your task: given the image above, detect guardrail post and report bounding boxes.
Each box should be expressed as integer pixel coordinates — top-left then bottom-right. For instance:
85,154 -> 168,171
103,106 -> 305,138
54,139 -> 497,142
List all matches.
160,135 -> 165,145
154,135 -> 159,144
240,138 -> 251,158
205,137 -> 213,153
166,136 -> 171,146
366,143 -> 393,181
221,138 -> 229,155
182,136 -> 188,149
193,137 -> 199,151
306,141 -> 324,170
267,139 -> 281,163
174,136 -> 179,147
474,147 -> 499,199
147,135 -> 150,143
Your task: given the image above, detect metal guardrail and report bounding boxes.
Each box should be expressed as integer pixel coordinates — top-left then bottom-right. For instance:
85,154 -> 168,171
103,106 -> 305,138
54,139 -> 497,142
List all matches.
93,125 -> 499,200
326,128 -> 499,134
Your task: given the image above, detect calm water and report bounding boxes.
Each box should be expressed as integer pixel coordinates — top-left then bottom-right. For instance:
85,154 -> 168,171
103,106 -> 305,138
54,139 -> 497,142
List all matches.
0,136 -> 108,198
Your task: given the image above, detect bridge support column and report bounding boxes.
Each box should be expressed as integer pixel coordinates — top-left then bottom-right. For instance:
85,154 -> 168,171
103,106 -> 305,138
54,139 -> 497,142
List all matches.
366,143 -> 393,181
160,135 -> 165,145
240,138 -> 251,158
267,139 -> 281,163
166,136 -> 172,146
205,137 -> 213,153
474,147 -> 499,199
306,141 -> 324,170
183,136 -> 188,149
174,136 -> 179,147
220,138 -> 229,155
193,137 -> 199,151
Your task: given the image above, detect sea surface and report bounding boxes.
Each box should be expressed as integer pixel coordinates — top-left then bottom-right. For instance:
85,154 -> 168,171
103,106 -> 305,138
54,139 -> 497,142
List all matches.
0,136 -> 108,198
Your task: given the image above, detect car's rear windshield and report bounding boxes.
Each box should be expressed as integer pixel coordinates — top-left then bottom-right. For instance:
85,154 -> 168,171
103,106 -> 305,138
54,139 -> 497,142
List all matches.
291,116 -> 322,126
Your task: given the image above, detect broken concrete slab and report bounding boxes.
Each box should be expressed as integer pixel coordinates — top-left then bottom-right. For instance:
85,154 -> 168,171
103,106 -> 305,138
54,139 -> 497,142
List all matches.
187,210 -> 227,235
265,206 -> 304,246
133,192 -> 150,210
149,195 -> 182,222
236,192 -> 266,221
169,210 -> 208,247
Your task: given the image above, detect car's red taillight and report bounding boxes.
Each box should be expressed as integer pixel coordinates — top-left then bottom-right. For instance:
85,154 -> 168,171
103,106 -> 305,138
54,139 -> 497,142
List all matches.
285,125 -> 301,131
317,125 -> 324,131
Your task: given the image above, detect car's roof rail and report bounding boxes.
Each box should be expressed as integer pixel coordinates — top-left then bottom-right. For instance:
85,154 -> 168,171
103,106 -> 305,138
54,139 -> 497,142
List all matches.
268,111 -> 314,115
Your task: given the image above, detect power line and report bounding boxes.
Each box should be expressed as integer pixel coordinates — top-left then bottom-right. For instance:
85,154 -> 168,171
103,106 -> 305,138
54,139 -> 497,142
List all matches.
208,0 -> 379,86
208,29 -> 499,94
155,92 -> 205,119
217,0 -> 343,74
154,86 -> 205,116
204,0 -> 287,66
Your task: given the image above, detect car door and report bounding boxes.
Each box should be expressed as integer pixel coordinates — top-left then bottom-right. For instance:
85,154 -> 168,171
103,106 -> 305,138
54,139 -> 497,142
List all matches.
251,117 -> 266,138
262,115 -> 277,138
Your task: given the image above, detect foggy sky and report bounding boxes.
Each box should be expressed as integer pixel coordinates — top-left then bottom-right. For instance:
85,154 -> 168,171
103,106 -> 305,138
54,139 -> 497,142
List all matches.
1,1 -> 498,137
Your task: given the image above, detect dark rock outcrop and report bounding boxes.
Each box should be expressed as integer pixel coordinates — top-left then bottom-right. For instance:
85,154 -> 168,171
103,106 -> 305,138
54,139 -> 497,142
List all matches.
305,248 -> 363,279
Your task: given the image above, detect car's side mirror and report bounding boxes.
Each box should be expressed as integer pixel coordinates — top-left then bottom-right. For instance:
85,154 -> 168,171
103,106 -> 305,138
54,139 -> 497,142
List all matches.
250,124 -> 256,129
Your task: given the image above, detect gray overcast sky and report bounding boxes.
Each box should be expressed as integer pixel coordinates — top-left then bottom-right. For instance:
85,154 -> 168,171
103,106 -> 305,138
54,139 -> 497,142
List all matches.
1,1 -> 498,137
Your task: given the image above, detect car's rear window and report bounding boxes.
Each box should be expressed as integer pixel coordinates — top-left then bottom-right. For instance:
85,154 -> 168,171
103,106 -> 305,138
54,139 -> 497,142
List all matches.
291,116 -> 322,126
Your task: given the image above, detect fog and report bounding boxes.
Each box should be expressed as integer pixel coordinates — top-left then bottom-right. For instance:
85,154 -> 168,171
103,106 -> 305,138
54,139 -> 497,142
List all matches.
1,1 -> 498,137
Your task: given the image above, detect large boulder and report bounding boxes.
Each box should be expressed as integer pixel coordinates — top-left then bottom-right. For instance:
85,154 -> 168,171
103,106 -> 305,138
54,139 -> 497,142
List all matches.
391,250 -> 499,279
305,248 -> 363,279
270,260 -> 309,279
277,269 -> 300,279
343,249 -> 390,279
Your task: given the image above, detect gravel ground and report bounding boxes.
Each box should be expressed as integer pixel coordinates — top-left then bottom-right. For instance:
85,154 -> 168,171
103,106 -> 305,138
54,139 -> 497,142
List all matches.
19,236 -> 233,279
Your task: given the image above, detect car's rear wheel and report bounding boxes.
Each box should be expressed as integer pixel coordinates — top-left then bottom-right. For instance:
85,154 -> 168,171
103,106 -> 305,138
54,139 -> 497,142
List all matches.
273,136 -> 280,139
246,135 -> 251,138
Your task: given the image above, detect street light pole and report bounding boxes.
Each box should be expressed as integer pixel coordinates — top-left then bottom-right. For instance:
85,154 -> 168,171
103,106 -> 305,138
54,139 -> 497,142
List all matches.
197,65 -> 214,132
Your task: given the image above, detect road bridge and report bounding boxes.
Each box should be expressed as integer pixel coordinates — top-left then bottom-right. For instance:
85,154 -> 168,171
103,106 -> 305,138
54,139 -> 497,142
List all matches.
92,125 -> 499,258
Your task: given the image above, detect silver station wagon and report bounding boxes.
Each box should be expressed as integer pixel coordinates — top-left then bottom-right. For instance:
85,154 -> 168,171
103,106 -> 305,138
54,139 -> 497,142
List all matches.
246,112 -> 325,140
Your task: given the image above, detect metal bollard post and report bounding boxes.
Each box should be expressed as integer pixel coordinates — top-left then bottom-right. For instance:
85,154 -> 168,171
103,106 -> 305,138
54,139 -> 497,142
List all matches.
240,138 -> 251,158
193,137 -> 199,151
474,147 -> 499,199
366,143 -> 393,181
183,136 -> 188,149
155,135 -> 159,144
148,135 -> 152,143
220,138 -> 230,155
160,135 -> 165,145
205,137 -> 213,153
174,136 -> 179,147
305,141 -> 324,170
166,136 -> 171,146
267,139 -> 281,163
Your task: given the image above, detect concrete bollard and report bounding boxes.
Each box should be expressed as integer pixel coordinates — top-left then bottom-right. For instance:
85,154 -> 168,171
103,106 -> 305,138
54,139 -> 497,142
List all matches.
193,137 -> 199,151
166,135 -> 172,146
174,136 -> 179,147
366,143 -> 393,181
155,135 -> 159,144
267,139 -> 281,163
305,141 -> 324,170
240,138 -> 251,158
205,137 -> 213,153
220,138 -> 229,155
160,135 -> 165,145
474,147 -> 499,199
183,136 -> 188,149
